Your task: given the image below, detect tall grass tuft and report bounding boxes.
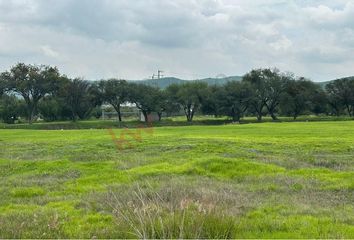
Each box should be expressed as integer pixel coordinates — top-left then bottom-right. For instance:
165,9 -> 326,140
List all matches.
105,182 -> 238,239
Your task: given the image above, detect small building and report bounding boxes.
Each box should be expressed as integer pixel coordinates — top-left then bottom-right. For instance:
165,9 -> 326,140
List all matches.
140,112 -> 160,122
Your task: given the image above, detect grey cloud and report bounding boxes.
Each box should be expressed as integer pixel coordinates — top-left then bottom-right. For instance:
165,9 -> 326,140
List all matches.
0,0 -> 353,81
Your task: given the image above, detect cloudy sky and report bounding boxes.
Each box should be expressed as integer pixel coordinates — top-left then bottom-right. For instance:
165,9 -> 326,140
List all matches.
0,0 -> 353,81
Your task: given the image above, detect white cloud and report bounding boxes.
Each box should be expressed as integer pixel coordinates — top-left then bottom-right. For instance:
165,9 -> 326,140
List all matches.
304,2 -> 354,26
270,35 -> 293,51
40,45 -> 59,58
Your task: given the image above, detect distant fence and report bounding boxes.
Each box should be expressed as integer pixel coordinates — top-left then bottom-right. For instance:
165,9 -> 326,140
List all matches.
101,111 -> 140,121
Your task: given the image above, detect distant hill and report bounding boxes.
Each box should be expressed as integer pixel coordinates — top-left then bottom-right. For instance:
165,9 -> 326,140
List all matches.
118,75 -> 354,89
317,76 -> 354,88
130,76 -> 243,88
317,81 -> 332,88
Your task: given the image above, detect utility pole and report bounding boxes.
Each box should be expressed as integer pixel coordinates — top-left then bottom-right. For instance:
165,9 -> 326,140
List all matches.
150,70 -> 163,88
157,70 -> 164,79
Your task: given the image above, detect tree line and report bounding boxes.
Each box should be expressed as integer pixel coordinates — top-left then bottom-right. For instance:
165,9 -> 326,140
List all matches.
0,63 -> 353,124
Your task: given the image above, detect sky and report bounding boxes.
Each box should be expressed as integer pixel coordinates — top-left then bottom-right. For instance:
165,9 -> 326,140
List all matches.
0,0 -> 353,81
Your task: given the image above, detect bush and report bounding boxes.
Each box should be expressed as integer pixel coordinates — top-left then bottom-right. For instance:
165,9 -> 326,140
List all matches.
0,94 -> 24,124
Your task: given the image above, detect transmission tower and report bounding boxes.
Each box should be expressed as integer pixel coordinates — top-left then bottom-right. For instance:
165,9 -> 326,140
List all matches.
149,70 -> 164,88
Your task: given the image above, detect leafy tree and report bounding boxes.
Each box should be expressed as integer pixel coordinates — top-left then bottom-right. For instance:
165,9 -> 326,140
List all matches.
0,76 -> 6,96
0,94 -> 23,124
128,83 -> 162,122
242,69 -> 268,121
164,84 -> 182,116
1,63 -> 61,123
244,68 -> 288,120
280,78 -> 319,119
167,82 -> 208,122
155,90 -> 169,121
221,81 -> 252,123
263,70 -> 288,120
98,79 -> 129,122
38,96 -> 62,121
310,89 -> 329,116
326,78 -> 354,117
60,78 -> 98,121
38,76 -> 75,121
201,85 -> 224,117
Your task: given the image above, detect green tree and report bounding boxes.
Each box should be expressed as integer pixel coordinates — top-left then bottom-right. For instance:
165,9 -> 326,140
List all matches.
165,84 -> 182,116
98,79 -> 129,122
128,83 -> 162,122
263,70 -> 288,120
220,81 -> 252,123
326,78 -> 354,117
167,82 -> 208,122
310,89 -> 329,116
60,78 -> 98,121
242,69 -> 267,121
155,89 -> 169,121
38,76 -> 74,121
244,68 -> 287,120
280,78 -> 320,119
0,76 -> 6,96
38,96 -> 62,121
201,85 -> 224,117
0,94 -> 23,124
1,63 -> 61,124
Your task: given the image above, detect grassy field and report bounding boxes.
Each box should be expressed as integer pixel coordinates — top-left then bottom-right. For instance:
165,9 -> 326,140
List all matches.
0,121 -> 353,238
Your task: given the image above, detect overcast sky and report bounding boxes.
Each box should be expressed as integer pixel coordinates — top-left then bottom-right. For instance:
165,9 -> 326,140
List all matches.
0,0 -> 353,81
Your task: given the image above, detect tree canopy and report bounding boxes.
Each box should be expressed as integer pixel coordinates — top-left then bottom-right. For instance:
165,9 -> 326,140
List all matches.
1,63 -> 354,124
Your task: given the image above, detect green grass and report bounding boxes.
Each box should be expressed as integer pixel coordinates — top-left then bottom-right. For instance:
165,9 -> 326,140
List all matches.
0,121 -> 353,238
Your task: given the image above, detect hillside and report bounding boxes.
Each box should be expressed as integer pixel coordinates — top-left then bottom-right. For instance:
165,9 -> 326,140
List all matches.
131,75 -> 243,88
317,76 -> 354,88
122,75 -> 354,89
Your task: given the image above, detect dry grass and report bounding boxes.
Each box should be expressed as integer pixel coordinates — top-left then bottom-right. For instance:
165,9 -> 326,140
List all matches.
101,177 -> 253,238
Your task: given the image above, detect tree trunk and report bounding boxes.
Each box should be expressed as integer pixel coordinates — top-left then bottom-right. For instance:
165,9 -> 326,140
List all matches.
255,106 -> 263,121
72,111 -> 77,122
335,109 -> 340,116
186,113 -> 192,122
190,109 -> 195,122
157,112 -> 162,121
266,103 -> 278,120
28,112 -> 33,124
118,108 -> 122,122
270,112 -> 278,120
184,106 -> 192,122
28,106 -> 34,124
231,108 -> 236,122
113,104 -> 122,122
346,104 -> 353,117
28,117 -> 33,124
232,114 -> 240,123
252,102 -> 264,121
142,110 -> 148,123
187,115 -> 192,122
